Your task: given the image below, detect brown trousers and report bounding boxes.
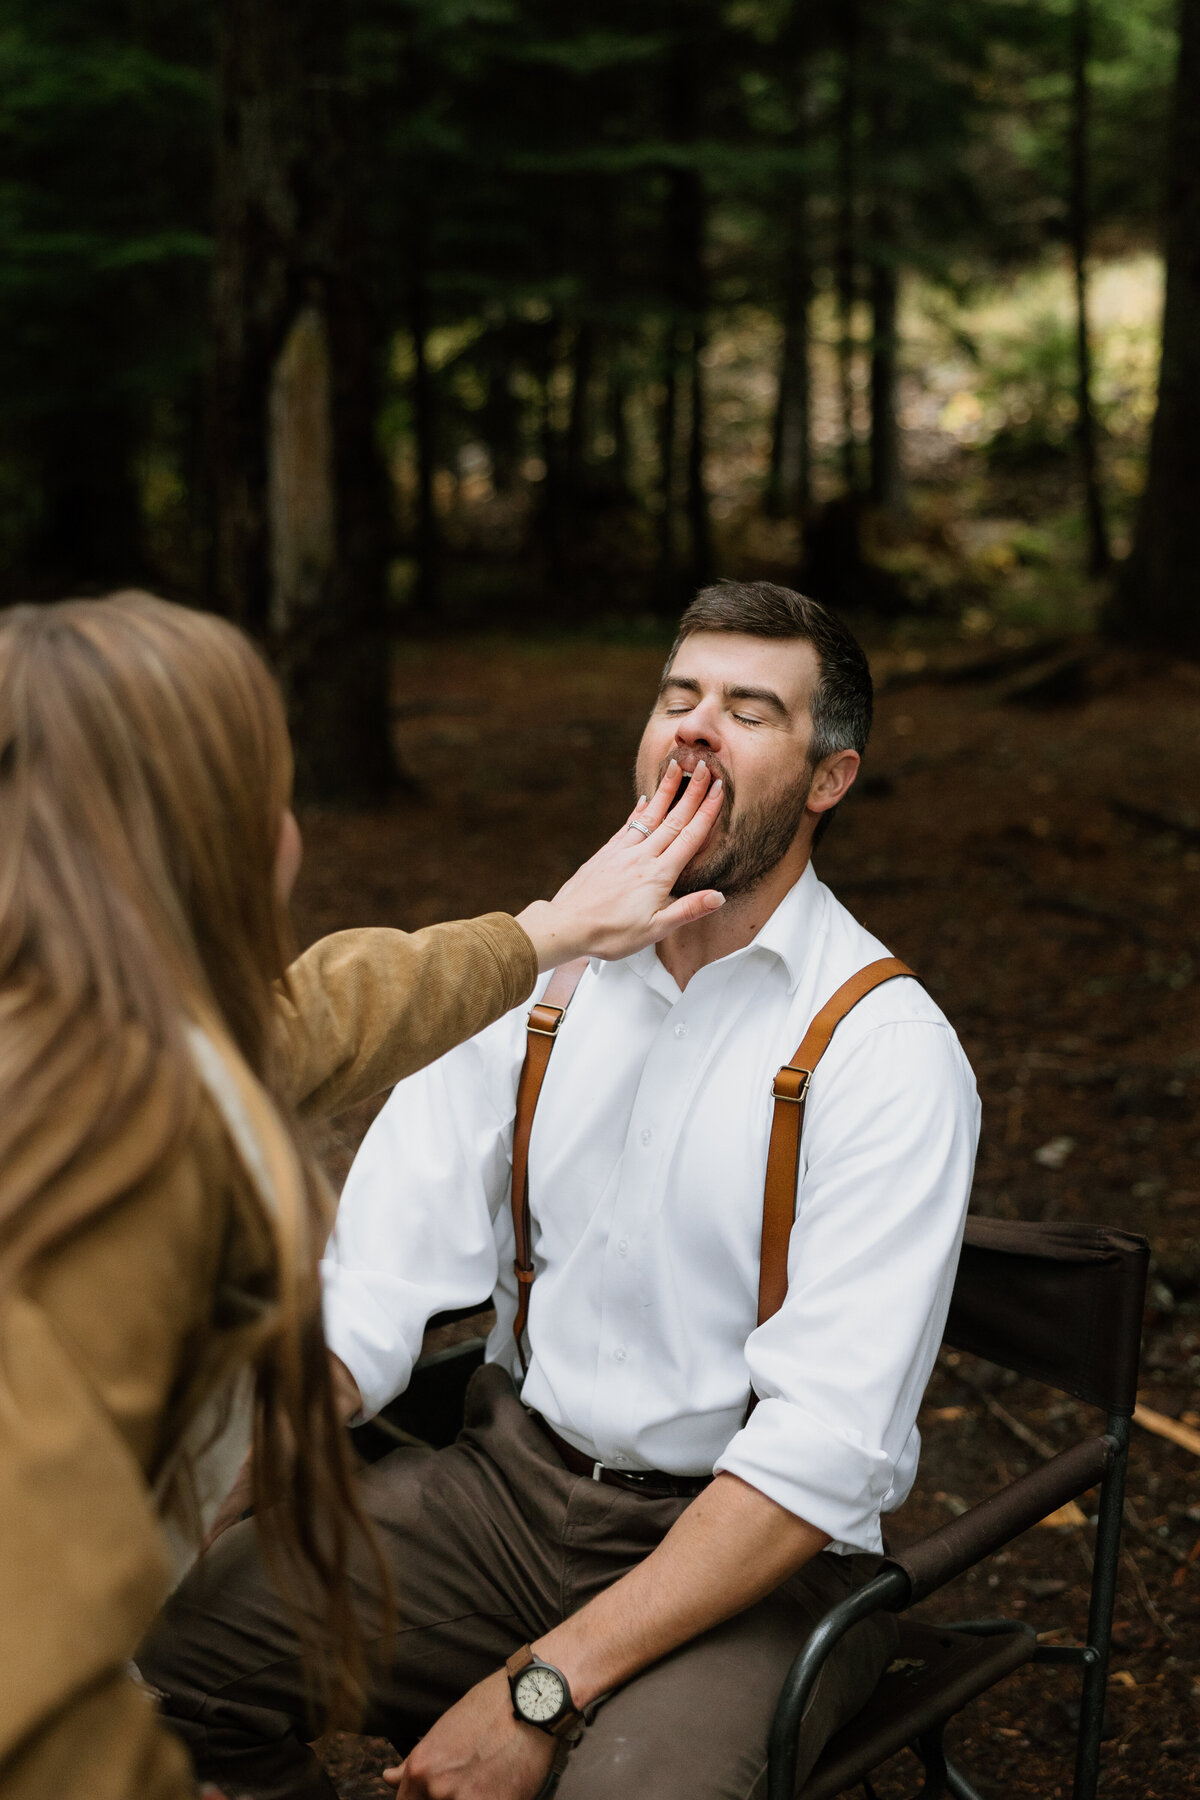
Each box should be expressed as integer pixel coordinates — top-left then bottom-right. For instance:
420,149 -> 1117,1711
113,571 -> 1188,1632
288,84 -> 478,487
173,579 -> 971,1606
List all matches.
139,1366 -> 897,1800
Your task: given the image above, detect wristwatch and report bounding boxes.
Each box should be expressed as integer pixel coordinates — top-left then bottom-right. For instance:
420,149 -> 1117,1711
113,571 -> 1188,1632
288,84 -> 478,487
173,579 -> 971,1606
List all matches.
506,1645 -> 584,1738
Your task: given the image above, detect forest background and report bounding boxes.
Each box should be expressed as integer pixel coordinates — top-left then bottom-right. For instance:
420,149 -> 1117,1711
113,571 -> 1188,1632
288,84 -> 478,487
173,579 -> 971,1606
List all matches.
3,0 -> 1200,1795
2,0 -> 1198,790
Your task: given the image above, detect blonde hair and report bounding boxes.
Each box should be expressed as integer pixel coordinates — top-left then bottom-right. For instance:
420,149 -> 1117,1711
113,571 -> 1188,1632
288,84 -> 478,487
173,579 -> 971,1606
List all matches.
0,591 -> 380,1724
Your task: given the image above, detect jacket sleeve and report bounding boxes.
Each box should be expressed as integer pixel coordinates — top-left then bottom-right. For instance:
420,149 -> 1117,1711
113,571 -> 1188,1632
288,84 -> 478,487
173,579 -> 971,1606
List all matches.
275,914 -> 538,1119
0,1293 -> 195,1800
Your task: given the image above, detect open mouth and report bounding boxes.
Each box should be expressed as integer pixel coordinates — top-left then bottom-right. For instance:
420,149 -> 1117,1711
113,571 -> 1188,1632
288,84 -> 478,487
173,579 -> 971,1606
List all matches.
668,773 -> 692,811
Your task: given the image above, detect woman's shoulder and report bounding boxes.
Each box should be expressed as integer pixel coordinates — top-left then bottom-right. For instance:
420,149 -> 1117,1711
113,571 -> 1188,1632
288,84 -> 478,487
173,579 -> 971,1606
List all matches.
6,1022 -> 237,1247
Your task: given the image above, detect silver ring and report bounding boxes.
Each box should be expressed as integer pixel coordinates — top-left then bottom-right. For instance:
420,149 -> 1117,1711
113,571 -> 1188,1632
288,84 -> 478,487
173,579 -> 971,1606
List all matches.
627,817 -> 652,838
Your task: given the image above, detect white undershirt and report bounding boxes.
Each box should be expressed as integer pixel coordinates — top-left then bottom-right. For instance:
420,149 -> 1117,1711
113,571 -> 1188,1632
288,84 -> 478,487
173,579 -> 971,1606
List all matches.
321,863 -> 980,1554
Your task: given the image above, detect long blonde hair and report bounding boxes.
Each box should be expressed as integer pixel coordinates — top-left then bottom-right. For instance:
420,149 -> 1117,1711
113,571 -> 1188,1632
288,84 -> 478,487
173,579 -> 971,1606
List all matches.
0,591 -> 380,1723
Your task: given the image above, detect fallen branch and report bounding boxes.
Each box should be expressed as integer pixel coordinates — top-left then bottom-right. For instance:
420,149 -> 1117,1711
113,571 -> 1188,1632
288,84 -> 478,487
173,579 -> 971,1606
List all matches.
1133,1403 -> 1200,1459
952,1364 -> 1057,1460
1122,1547 -> 1172,1639
1021,889 -> 1150,945
1108,796 -> 1200,847
952,1366 -> 1188,1563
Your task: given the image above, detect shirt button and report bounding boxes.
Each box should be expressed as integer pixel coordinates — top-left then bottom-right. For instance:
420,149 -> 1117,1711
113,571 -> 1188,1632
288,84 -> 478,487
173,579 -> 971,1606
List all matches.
674,1022 -> 688,1039
639,1128 -> 653,1147
614,1347 -> 627,1363
617,1238 -> 629,1256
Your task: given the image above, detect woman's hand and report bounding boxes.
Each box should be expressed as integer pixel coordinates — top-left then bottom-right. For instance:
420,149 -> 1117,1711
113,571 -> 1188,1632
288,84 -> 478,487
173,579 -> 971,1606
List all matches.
516,759 -> 725,970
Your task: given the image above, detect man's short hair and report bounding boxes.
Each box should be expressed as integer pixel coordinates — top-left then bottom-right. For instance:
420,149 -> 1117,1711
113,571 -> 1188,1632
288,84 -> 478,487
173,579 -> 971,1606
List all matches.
668,580 -> 873,763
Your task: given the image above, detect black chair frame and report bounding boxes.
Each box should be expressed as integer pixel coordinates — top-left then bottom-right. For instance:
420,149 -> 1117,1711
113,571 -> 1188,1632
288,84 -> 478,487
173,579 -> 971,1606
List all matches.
768,1219 -> 1149,1800
361,1221 -> 1148,1800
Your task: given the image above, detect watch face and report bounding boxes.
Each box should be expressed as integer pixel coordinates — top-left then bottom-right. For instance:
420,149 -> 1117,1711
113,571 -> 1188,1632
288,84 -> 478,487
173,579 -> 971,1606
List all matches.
514,1664 -> 566,1723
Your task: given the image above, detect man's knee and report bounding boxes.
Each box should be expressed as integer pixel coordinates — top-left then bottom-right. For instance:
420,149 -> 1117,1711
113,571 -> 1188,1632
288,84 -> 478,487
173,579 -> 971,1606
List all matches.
137,1515 -> 328,1796
556,1591 -> 896,1800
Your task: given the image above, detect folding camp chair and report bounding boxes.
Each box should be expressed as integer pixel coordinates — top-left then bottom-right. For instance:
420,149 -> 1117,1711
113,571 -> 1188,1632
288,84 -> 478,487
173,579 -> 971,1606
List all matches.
357,1217 -> 1148,1800
769,1218 -> 1150,1800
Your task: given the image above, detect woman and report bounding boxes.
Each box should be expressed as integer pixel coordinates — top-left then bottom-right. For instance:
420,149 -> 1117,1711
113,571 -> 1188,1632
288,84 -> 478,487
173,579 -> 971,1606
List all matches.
0,594 -> 723,1800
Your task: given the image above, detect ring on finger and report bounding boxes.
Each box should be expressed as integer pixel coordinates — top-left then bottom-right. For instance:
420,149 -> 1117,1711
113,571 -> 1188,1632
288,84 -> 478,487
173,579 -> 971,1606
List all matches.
627,817 -> 652,838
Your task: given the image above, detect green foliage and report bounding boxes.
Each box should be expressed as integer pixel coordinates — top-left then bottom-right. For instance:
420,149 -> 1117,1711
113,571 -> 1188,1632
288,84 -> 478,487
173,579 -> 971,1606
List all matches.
977,312 -> 1080,466
0,0 -> 1183,609
0,0 -> 213,581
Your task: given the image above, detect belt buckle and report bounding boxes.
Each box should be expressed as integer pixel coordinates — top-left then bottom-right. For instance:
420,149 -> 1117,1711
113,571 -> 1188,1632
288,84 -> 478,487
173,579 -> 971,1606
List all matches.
591,1460 -> 604,1482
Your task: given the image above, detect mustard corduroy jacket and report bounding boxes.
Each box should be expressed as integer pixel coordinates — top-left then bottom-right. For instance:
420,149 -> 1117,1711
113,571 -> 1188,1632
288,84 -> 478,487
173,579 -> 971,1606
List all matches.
0,915 -> 538,1800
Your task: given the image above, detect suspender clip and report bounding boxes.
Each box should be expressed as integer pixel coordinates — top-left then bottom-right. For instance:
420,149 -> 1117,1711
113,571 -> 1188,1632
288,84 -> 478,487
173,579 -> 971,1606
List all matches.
527,1002 -> 566,1038
771,1067 -> 811,1105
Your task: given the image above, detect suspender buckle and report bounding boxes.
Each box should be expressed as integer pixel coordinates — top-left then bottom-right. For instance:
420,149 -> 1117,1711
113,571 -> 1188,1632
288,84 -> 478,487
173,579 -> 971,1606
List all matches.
527,1002 -> 566,1038
771,1067 -> 811,1105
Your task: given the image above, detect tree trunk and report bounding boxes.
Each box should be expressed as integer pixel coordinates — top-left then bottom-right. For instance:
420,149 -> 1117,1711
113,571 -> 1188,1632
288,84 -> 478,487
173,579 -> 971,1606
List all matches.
868,245 -> 902,513
657,333 -> 680,589
766,238 -> 813,521
482,363 -> 522,495
1109,0 -> 1200,652
687,330 -> 712,588
212,0 -> 395,799
539,323 -> 567,598
30,405 -> 145,590
657,13 -> 708,607
867,27 -> 903,517
1070,0 -> 1110,576
835,0 -> 861,496
608,356 -> 632,495
411,231 -> 440,614
566,322 -> 595,506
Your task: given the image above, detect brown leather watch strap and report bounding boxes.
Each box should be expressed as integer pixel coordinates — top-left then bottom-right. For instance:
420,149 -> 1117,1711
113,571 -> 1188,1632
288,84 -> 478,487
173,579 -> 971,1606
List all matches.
511,959 -> 589,1369
506,1643 -> 537,1681
757,957 -> 917,1328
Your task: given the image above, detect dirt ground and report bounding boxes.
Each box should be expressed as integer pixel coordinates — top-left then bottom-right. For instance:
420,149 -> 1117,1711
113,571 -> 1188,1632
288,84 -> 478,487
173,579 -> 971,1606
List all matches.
291,631 -> 1200,1799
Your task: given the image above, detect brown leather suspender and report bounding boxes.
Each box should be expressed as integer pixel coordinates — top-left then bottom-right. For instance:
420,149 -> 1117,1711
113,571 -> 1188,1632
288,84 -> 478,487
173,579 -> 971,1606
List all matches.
510,957 -> 589,1368
508,953 -> 917,1370
758,956 -> 916,1326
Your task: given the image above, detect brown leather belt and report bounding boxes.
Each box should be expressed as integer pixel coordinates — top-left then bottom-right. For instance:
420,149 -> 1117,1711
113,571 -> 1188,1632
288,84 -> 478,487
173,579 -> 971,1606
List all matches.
533,1413 -> 713,1499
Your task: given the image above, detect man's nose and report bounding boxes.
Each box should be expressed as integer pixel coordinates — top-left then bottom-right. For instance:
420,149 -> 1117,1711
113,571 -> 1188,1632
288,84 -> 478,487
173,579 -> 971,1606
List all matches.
674,700 -> 723,756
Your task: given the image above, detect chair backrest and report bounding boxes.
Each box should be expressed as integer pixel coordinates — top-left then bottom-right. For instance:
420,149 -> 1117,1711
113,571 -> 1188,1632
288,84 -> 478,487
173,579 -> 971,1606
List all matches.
945,1218 -> 1149,1416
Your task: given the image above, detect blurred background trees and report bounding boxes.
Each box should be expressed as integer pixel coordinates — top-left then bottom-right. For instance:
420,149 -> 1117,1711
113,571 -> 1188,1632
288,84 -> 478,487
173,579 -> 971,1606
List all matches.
0,0 -> 1193,791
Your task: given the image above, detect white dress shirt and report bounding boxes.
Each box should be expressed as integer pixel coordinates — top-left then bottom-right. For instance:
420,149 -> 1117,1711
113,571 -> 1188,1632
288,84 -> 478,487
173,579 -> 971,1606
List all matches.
321,863 -> 980,1554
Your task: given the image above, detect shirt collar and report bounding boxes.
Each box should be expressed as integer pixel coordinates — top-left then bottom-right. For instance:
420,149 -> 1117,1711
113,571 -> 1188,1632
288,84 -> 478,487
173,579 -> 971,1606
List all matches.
746,861 -> 823,992
600,861 -> 824,1001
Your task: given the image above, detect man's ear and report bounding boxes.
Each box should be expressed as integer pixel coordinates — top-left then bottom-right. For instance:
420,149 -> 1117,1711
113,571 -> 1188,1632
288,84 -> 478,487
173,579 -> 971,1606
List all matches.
806,749 -> 860,817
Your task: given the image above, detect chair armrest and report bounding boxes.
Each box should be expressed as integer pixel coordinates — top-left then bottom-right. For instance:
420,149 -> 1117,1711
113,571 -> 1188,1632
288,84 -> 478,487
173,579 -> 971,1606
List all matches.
767,1567 -> 910,1800
884,1433 -> 1115,1605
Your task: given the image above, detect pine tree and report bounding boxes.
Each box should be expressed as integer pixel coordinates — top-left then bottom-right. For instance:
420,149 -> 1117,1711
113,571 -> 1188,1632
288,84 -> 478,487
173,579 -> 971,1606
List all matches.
1109,0 -> 1200,654
212,0 -> 394,796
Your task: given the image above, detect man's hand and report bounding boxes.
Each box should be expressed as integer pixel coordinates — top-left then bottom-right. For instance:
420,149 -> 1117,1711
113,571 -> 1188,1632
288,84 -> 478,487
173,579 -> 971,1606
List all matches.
382,1669 -> 555,1800
330,1351 -> 364,1425
201,1452 -> 254,1552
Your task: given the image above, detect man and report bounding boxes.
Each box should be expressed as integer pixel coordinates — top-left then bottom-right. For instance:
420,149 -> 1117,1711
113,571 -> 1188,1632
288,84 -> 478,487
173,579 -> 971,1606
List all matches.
142,582 -> 979,1800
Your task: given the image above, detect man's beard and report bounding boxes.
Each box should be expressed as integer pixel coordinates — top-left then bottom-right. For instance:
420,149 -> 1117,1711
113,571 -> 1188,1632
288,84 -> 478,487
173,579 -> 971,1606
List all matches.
665,761 -> 815,901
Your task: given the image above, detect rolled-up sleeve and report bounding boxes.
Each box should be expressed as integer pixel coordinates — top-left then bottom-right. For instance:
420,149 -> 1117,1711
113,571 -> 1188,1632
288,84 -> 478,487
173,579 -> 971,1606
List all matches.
715,1018 -> 979,1552
320,1010 -> 523,1420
